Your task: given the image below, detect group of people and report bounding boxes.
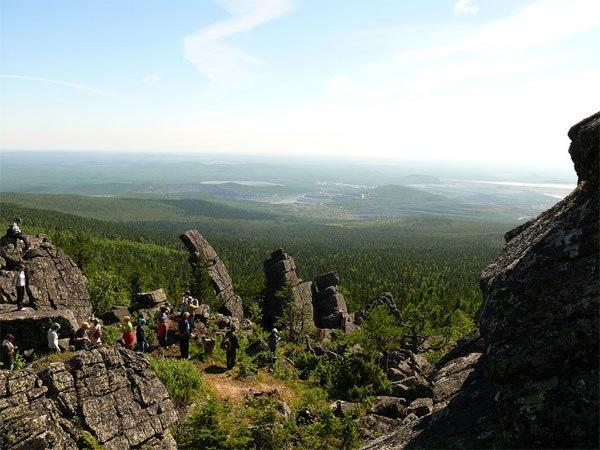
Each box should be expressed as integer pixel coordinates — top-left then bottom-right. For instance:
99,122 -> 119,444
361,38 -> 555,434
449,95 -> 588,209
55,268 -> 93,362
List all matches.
1,247 -> 283,372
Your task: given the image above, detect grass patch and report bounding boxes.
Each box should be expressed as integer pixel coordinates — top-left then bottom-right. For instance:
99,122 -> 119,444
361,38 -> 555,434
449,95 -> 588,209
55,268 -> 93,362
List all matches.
148,357 -> 203,406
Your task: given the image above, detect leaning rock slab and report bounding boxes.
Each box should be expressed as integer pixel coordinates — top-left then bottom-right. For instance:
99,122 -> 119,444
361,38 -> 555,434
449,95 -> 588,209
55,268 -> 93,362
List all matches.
180,229 -> 243,320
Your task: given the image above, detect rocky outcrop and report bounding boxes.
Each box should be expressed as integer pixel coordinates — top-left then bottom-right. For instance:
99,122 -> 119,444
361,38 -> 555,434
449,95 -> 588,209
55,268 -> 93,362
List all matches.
478,111 -> 599,448
0,346 -> 178,450
180,229 -> 243,320
363,112 -> 599,449
363,335 -> 497,449
0,234 -> 92,323
262,248 -> 313,328
0,309 -> 78,354
312,272 -> 356,331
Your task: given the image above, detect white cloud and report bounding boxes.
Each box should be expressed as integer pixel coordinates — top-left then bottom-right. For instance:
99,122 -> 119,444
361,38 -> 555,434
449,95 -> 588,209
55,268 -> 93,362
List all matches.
403,0 -> 600,62
184,0 -> 295,85
454,0 -> 479,16
141,74 -> 161,84
327,74 -> 352,96
0,74 -> 116,96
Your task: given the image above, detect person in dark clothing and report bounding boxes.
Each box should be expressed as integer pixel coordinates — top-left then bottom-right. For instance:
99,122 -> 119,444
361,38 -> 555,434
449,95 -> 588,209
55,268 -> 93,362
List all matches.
267,328 -> 280,363
73,322 -> 91,351
223,327 -> 240,370
12,263 -> 27,310
136,318 -> 149,352
178,312 -> 191,359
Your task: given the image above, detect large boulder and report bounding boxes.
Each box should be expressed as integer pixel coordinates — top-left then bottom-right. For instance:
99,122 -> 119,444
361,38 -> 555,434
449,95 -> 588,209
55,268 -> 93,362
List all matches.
478,111 -> 599,448
363,113 -> 599,449
0,234 -> 92,323
0,309 -> 78,353
0,347 -> 178,450
180,230 -> 243,320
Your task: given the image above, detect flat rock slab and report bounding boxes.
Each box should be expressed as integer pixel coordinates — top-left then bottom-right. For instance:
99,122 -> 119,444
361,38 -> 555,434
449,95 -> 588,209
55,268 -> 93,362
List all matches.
0,309 -> 78,352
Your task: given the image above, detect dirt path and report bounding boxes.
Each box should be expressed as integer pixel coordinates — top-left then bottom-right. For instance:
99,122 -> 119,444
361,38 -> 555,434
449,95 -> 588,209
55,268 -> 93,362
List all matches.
199,361 -> 297,406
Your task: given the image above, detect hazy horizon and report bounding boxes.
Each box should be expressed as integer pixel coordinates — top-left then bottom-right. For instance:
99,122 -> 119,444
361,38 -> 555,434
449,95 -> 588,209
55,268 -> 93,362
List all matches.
1,0 -> 599,168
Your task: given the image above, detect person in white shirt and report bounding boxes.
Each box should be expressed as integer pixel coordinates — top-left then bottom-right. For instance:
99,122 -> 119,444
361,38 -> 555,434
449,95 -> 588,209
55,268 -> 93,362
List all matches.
47,323 -> 61,353
12,263 -> 27,310
9,218 -> 29,249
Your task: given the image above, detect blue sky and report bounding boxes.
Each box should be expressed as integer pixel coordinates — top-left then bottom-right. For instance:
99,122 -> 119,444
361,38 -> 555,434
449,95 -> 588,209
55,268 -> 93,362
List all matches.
1,0 -> 599,167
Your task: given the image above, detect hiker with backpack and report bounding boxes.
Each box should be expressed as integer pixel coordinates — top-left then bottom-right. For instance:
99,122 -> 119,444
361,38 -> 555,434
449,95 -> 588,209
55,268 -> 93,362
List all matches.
267,328 -> 281,363
7,218 -> 29,249
47,323 -> 61,353
178,312 -> 192,359
136,318 -> 149,353
222,326 -> 240,370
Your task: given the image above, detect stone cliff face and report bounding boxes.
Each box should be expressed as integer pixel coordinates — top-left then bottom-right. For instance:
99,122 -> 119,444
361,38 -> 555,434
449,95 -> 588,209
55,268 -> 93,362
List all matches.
0,234 -> 92,323
180,229 -> 244,320
0,347 -> 178,450
364,112 -> 599,449
478,111 -> 599,448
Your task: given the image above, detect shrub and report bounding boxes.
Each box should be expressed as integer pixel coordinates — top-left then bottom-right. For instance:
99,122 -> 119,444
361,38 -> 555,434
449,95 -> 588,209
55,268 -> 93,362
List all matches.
87,270 -> 130,317
148,357 -> 203,406
173,399 -> 251,449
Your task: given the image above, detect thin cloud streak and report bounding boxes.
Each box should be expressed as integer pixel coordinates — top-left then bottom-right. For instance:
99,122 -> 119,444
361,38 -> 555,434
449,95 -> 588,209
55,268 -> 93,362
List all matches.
0,74 -> 117,97
183,0 -> 296,84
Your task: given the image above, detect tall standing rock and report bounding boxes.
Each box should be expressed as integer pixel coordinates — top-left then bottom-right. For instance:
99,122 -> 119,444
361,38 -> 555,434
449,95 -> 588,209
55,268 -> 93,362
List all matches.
0,234 -> 92,323
478,111 -> 599,448
180,229 -> 243,320
312,272 -> 356,332
263,248 -> 313,328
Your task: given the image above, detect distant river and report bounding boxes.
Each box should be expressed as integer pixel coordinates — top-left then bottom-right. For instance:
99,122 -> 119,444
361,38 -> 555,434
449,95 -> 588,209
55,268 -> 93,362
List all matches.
199,180 -> 285,186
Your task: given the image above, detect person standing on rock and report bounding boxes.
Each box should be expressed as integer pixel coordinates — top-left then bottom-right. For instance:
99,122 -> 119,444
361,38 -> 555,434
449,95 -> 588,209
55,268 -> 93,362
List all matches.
47,323 -> 61,353
1,334 -> 17,370
223,326 -> 240,370
73,322 -> 91,351
8,218 -> 29,249
89,318 -> 102,347
178,312 -> 192,359
267,328 -> 281,363
12,262 -> 31,310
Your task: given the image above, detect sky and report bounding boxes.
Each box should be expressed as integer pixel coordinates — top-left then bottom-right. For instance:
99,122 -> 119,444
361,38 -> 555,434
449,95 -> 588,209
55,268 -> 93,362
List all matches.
0,0 -> 599,168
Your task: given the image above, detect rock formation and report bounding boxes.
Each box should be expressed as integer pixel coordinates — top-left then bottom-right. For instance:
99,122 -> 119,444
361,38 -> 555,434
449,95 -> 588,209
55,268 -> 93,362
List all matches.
263,249 -> 358,332
262,248 -> 313,328
0,234 -> 92,323
312,272 -> 356,332
478,111 -> 599,448
0,347 -> 178,450
363,112 -> 599,448
180,229 -> 243,320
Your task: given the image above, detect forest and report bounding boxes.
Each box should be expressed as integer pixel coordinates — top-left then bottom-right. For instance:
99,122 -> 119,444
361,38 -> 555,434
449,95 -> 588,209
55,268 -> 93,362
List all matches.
0,198 -> 508,448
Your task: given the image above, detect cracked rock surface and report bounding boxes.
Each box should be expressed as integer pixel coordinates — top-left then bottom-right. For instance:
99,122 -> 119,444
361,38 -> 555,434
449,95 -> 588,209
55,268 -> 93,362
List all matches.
0,347 -> 178,450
